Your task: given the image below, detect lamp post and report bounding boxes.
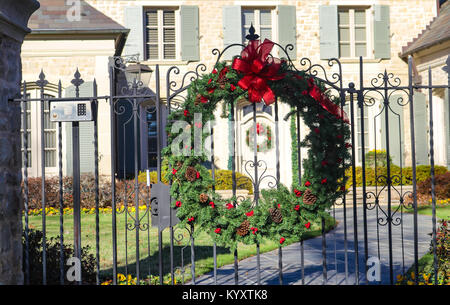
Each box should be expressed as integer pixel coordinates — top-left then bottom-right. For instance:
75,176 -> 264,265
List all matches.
124,61 -> 152,284
124,63 -> 153,88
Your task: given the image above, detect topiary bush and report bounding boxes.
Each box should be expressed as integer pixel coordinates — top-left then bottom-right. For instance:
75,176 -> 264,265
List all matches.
23,229 -> 96,285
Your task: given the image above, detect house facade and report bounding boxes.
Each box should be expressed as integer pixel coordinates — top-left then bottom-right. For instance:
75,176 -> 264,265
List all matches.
21,0 -> 448,188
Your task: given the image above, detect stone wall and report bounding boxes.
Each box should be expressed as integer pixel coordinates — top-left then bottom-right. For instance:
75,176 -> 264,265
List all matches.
0,34 -> 24,285
0,0 -> 40,285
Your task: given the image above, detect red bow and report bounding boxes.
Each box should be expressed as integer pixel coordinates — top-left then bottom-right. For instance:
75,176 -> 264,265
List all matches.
232,39 -> 284,105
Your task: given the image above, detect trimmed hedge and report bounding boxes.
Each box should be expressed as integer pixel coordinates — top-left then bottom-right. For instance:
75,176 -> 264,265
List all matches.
137,169 -> 253,194
345,165 -> 448,188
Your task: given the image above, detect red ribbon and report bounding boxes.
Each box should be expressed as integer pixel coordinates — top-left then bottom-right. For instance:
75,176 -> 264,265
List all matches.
232,39 -> 284,105
308,84 -> 350,124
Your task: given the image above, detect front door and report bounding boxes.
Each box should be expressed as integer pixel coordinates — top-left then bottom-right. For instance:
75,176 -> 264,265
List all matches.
237,101 -> 276,190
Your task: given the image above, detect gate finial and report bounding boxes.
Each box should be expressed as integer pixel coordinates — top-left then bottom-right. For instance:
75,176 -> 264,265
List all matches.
36,69 -> 48,88
245,23 -> 259,41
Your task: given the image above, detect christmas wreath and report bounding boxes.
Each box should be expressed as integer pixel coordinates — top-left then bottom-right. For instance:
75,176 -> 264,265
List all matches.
245,122 -> 272,153
163,39 -> 351,250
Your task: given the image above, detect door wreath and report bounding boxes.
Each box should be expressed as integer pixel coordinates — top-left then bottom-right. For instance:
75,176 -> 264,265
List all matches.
163,38 -> 351,250
245,122 -> 272,153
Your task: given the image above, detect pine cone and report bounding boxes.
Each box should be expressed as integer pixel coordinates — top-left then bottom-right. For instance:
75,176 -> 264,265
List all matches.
185,166 -> 198,182
176,161 -> 183,170
303,189 -> 317,205
218,77 -> 227,89
269,208 -> 283,224
194,93 -> 202,105
199,193 -> 209,204
236,220 -> 250,237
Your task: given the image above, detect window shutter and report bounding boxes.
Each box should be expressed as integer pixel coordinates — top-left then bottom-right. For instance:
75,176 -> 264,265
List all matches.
222,6 -> 242,60
413,91 -> 429,165
123,6 -> 144,60
445,88 -> 450,169
319,5 -> 339,60
180,5 -> 200,61
277,5 -> 297,60
64,82 -> 95,176
373,5 -> 390,59
380,96 -> 405,167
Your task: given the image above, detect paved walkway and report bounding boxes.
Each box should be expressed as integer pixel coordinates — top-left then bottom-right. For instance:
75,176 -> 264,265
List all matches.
194,205 -> 434,285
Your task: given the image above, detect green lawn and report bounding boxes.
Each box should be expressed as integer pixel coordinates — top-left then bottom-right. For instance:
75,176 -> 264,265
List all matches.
400,204 -> 450,220
415,205 -> 450,220
24,211 -> 336,284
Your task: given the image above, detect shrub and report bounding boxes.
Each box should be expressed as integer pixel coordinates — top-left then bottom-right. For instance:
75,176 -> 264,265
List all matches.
417,171 -> 450,200
345,165 -> 448,188
23,229 -> 96,285
397,220 -> 449,285
365,149 -> 392,167
23,167 -> 254,211
137,168 -> 254,194
23,174 -> 149,211
210,169 -> 253,194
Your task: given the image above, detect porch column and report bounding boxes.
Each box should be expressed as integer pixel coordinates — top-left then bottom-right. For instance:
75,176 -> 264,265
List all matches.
0,0 -> 40,284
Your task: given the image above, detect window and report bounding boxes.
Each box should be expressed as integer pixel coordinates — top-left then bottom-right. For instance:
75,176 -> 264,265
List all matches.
242,103 -> 272,117
145,8 -> 177,60
242,8 -> 273,43
338,8 -> 369,58
20,88 -> 58,176
43,96 -> 57,168
21,97 -> 32,168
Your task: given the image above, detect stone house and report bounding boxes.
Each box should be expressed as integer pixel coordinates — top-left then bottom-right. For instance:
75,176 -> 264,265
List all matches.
399,0 -> 450,169
21,0 -> 449,188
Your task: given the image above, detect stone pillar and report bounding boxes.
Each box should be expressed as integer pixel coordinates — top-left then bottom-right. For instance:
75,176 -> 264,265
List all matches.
0,0 -> 40,285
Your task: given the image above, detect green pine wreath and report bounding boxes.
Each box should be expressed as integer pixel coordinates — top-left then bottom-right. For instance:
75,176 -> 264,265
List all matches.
245,122 -> 272,153
162,40 -> 351,250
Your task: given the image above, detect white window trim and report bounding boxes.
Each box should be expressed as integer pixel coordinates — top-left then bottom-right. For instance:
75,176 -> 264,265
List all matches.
144,7 -> 180,62
21,87 -> 60,177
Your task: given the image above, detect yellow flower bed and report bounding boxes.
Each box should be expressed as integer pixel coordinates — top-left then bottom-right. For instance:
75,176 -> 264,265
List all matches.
25,205 -> 149,216
396,272 -> 449,285
101,273 -> 178,285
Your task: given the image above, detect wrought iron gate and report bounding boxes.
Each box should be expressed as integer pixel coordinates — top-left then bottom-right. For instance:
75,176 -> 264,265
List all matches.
15,38 -> 450,285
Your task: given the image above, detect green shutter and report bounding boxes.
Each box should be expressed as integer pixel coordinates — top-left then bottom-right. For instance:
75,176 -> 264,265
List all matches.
380,96 -> 405,167
319,5 -> 339,60
413,91 -> 429,165
123,6 -> 144,60
180,5 -> 200,61
445,88 -> 450,169
277,5 -> 297,60
222,6 -> 242,60
373,5 -> 390,59
65,82 -> 95,176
